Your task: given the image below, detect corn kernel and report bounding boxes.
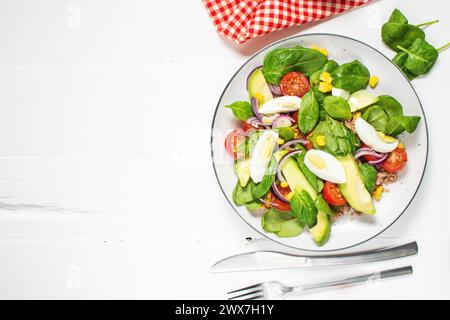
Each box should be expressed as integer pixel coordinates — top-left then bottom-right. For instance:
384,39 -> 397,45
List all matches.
316,135 -> 326,146
318,81 -> 332,93
280,181 -> 289,188
353,112 -> 362,120
254,93 -> 265,103
285,192 -> 294,201
277,138 -> 285,145
398,143 -> 405,149
318,47 -> 328,57
320,72 -> 333,84
369,75 -> 379,88
374,186 -> 383,201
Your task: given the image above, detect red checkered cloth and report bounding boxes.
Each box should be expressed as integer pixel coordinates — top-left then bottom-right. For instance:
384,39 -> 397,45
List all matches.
203,0 -> 372,44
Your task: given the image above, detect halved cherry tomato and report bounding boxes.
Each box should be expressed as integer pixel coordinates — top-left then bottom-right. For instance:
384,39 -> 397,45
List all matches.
305,132 -> 314,150
292,111 -> 298,124
323,181 -> 348,206
382,147 -> 407,173
224,128 -> 245,159
241,121 -> 253,132
361,144 -> 379,162
279,72 -> 310,97
265,190 -> 290,212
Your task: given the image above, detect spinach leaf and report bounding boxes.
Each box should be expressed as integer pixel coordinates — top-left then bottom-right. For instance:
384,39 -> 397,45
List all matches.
323,60 -> 339,73
309,70 -> 322,86
314,195 -> 334,216
310,117 -> 360,156
225,101 -> 253,121
252,158 -> 277,199
385,115 -> 421,136
323,96 -> 352,120
362,105 -> 389,132
376,95 -> 404,117
358,163 -> 377,193
290,190 -> 318,227
262,46 -> 327,84
232,180 -> 256,206
381,22 -> 425,51
261,209 -> 304,237
400,116 -> 421,133
311,85 -> 328,120
298,90 -> 319,134
388,8 -> 408,24
393,51 -> 416,80
246,200 -> 267,216
331,60 -> 370,93
278,126 -> 296,141
398,38 -> 439,76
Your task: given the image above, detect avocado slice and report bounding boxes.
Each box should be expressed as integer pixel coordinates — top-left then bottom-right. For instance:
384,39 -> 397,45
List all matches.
248,67 -> 273,103
310,211 -> 331,246
234,159 -> 250,187
276,156 -> 317,200
337,155 -> 376,214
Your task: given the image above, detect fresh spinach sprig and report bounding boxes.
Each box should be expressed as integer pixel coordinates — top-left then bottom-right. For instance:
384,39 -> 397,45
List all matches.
382,8 -> 448,79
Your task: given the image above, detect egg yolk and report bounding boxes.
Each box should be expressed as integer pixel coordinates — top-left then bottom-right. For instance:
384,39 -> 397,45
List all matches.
308,154 -> 326,170
377,132 -> 397,143
261,136 -> 275,161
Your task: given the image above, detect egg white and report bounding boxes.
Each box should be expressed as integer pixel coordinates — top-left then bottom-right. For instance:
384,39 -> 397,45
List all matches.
304,149 -> 346,184
258,96 -> 301,115
250,130 -> 278,183
355,118 -> 398,153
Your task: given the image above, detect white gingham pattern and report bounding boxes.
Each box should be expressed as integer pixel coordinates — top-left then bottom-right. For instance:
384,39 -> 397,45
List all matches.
203,0 -> 372,44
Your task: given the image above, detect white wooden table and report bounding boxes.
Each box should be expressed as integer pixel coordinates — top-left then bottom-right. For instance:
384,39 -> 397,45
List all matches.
0,0 -> 448,299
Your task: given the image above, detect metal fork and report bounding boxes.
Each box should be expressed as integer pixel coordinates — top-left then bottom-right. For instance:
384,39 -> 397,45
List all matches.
228,266 -> 412,300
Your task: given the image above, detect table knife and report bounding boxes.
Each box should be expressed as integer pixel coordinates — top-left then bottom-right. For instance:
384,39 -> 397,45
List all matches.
211,241 -> 418,272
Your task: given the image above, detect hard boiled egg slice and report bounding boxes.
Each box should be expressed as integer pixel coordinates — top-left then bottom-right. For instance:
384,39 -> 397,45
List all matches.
331,87 -> 350,100
250,130 -> 278,183
355,118 -> 398,153
304,149 -> 346,184
258,96 -> 301,115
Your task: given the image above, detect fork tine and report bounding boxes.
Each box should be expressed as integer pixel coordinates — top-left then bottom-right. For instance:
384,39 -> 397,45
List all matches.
228,289 -> 262,300
246,293 -> 264,300
227,283 -> 261,294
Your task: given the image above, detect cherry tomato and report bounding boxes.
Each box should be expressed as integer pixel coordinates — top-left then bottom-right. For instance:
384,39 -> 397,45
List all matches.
382,147 -> 407,173
241,121 -> 253,132
361,144 -> 379,162
323,181 -> 348,206
265,190 -> 290,212
305,132 -> 314,150
224,128 -> 245,159
292,111 -> 298,124
279,72 -> 310,97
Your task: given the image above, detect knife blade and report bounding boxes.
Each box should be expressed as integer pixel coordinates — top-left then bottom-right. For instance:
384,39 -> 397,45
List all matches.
211,241 -> 418,272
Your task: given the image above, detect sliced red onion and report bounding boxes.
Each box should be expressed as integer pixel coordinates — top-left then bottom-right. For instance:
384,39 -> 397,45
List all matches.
251,97 -> 264,122
272,115 -> 295,128
280,139 -> 308,150
271,182 -> 289,203
268,83 -> 282,96
259,198 -> 279,207
354,147 -> 385,160
277,149 -> 304,182
246,65 -> 263,91
246,116 -> 266,129
368,152 -> 388,164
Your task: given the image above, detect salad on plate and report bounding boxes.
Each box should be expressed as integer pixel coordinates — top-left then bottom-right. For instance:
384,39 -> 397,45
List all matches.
224,44 -> 421,246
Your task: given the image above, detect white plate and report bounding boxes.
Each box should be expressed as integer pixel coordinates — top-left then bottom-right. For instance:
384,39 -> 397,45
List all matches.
211,34 -> 428,252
